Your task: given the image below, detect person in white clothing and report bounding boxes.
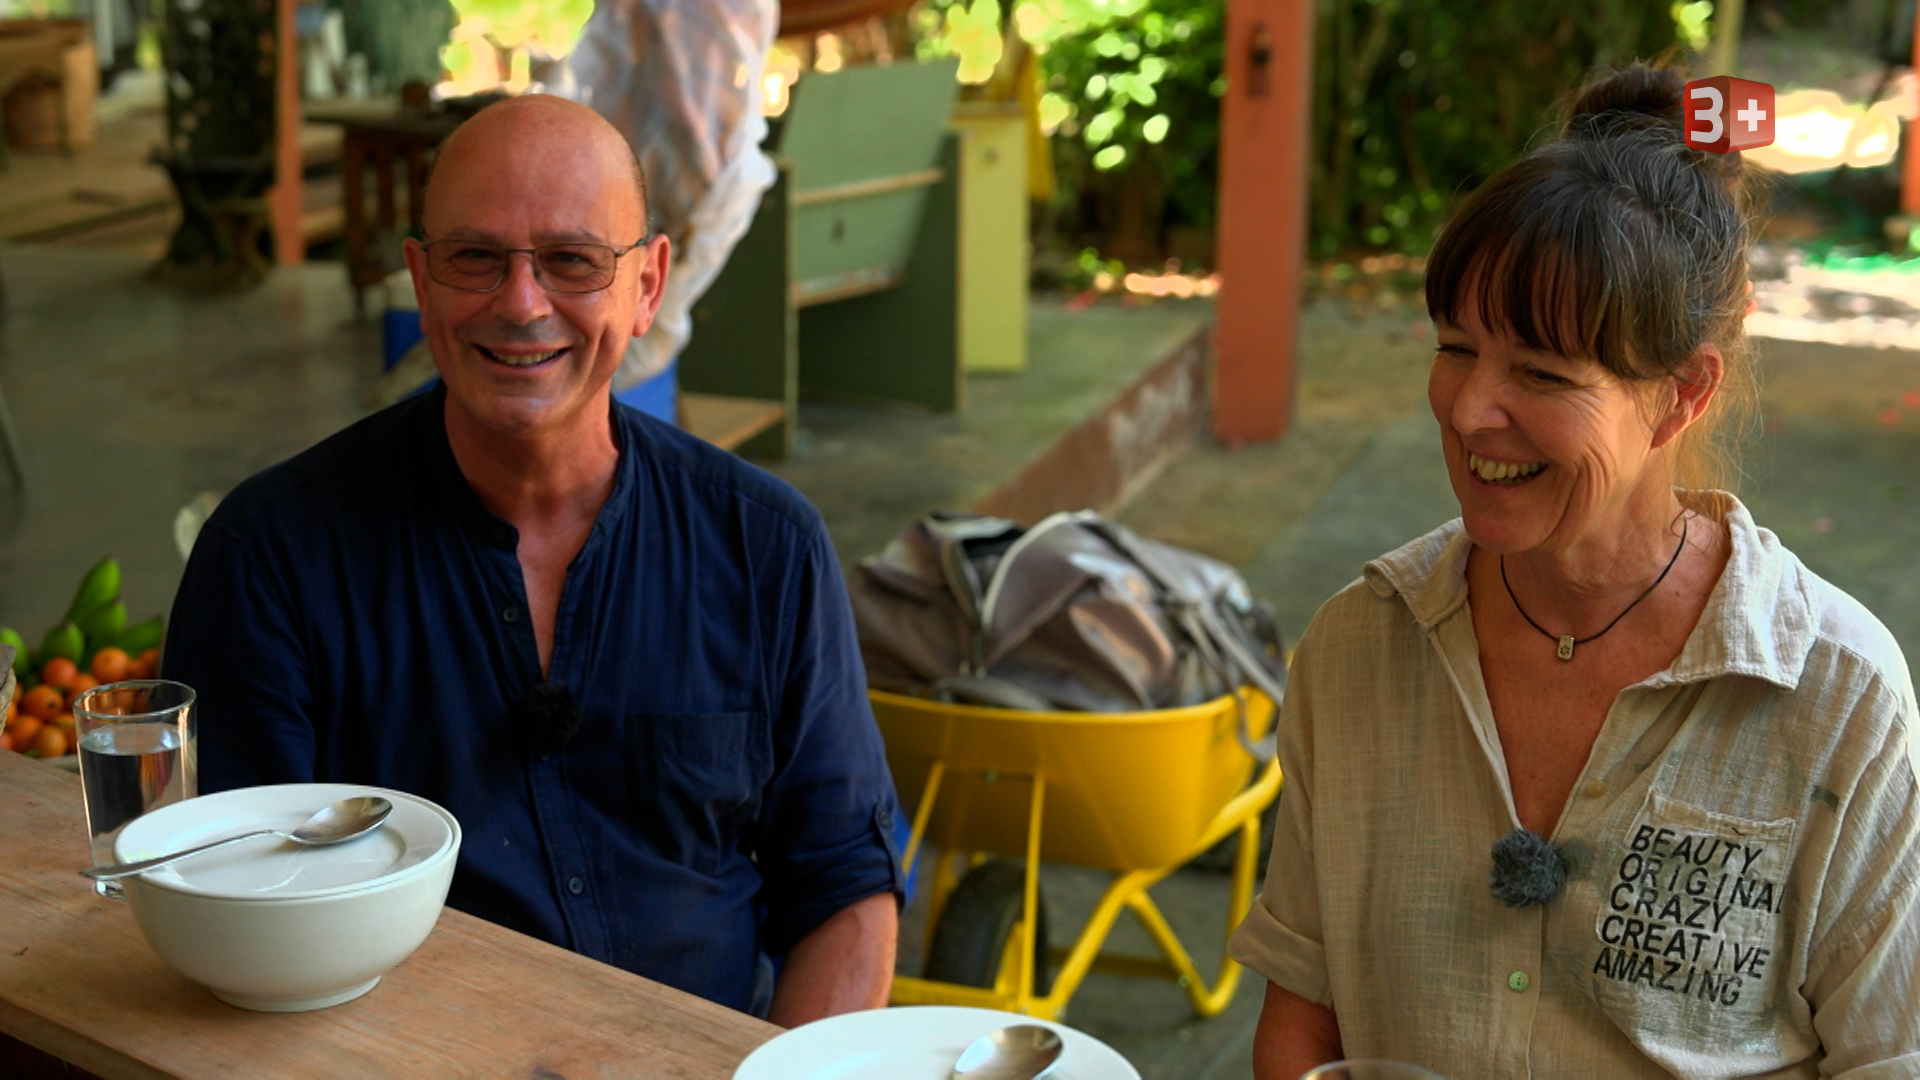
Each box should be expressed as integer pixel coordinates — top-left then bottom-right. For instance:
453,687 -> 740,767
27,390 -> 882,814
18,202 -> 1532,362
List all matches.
1231,63 -> 1920,1078
563,0 -> 780,421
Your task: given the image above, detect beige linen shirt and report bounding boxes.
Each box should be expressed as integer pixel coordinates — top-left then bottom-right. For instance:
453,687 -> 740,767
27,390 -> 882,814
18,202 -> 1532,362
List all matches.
1229,493 -> 1920,1078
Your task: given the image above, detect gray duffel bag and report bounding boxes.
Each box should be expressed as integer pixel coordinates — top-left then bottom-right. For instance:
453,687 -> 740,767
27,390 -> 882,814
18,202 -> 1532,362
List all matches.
850,510 -> 1285,760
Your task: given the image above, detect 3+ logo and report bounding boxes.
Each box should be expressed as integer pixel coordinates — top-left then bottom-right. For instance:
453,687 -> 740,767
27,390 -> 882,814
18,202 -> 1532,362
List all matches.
1684,77 -> 1775,154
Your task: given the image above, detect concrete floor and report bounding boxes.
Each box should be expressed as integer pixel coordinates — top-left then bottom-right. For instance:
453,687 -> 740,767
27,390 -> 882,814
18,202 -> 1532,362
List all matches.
7,238 -> 1920,1080
0,245 -> 379,636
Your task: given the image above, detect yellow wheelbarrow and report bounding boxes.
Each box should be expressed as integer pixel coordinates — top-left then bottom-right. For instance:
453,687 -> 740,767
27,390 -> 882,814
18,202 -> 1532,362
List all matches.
873,687 -> 1280,1021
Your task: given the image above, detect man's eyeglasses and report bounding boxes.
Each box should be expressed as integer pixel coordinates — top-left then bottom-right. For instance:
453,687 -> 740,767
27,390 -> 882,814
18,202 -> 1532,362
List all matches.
420,236 -> 652,294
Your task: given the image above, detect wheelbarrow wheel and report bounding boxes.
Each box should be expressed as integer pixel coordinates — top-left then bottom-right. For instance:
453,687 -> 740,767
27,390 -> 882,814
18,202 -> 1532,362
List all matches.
924,859 -> 1053,996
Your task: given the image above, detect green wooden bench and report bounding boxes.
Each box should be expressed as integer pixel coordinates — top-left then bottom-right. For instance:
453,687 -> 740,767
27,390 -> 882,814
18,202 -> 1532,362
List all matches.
678,58 -> 963,459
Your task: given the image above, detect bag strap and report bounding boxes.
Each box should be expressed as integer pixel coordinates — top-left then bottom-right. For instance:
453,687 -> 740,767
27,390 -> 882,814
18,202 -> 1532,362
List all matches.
1090,522 -> 1282,762
926,674 -> 1058,712
921,515 -> 1020,676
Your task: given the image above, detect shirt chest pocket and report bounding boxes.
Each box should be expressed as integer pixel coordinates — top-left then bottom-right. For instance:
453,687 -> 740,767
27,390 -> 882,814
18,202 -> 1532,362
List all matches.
1587,793 -> 1799,1073
622,712 -> 770,877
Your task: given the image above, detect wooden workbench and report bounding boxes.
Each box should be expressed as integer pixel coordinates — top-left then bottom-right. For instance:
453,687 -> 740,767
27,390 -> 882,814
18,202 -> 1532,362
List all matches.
0,751 -> 779,1078
304,100 -> 462,309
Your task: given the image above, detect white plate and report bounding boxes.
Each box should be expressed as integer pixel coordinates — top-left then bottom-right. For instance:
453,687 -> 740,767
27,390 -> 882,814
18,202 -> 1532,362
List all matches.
734,1006 -> 1140,1080
113,783 -> 457,901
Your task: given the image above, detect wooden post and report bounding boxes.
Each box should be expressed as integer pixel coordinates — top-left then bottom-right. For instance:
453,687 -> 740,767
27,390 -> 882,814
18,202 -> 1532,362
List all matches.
1213,0 -> 1312,445
1709,0 -> 1744,77
270,0 -> 304,265
1906,6 -> 1920,216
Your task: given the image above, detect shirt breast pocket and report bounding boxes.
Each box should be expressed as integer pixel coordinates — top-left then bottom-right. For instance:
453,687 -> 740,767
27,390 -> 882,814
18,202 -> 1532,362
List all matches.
623,712 -> 770,877
1587,792 -> 1799,1074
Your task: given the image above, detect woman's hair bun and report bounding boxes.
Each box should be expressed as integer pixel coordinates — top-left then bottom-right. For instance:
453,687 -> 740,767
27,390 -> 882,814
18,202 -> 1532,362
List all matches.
1564,62 -> 1745,192
1566,64 -> 1686,134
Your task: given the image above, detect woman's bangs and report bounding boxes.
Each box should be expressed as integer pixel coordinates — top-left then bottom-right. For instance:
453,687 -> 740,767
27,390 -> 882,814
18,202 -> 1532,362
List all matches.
1427,176 -> 1627,367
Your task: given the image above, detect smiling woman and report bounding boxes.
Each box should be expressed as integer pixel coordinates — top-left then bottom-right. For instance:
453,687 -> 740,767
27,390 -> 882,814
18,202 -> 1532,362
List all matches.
1232,61 -> 1920,1080
1422,64 -> 1758,498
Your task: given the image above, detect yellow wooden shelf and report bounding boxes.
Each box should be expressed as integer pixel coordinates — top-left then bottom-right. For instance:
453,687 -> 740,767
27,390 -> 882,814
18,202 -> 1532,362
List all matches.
680,392 -> 787,453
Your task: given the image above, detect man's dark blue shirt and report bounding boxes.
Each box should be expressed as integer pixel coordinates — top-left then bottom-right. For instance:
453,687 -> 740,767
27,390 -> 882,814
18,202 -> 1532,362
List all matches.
165,385 -> 904,1016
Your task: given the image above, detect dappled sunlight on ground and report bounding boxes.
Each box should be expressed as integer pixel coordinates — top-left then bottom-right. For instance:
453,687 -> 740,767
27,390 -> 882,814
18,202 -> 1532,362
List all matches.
1748,245 -> 1920,351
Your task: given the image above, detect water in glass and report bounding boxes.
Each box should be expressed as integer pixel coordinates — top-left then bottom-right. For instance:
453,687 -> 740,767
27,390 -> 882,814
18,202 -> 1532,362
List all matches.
79,723 -> 187,897
73,680 -> 196,898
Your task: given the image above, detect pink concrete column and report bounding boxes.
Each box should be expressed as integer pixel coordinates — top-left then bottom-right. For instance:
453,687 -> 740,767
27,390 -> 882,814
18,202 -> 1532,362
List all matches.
1213,0 -> 1312,444
270,0 -> 305,266
1906,10 -> 1920,215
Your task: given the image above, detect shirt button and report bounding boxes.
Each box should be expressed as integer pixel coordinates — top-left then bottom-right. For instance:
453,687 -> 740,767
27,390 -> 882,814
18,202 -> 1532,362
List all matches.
1508,970 -> 1530,993
1585,780 -> 1609,798
501,606 -> 520,623
567,876 -> 585,895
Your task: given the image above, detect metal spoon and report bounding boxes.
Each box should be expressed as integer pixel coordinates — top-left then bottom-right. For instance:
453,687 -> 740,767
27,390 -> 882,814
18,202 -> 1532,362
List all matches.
950,1024 -> 1064,1080
81,796 -> 394,882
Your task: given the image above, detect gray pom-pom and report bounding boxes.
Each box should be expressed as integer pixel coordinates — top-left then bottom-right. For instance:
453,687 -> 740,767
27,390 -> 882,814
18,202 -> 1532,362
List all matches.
1489,828 -> 1567,908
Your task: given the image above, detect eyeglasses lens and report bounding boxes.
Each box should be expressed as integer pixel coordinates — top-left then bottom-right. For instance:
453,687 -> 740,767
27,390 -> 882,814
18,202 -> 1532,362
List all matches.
428,243 -> 618,292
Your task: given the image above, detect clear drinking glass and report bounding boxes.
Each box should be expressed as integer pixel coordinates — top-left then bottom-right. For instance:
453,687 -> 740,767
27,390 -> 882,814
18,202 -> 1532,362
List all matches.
74,680 -> 197,898
1300,1062 -> 1451,1080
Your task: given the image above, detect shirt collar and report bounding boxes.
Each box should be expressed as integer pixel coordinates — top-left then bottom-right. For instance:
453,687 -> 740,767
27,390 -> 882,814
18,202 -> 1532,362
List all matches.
415,383 -> 510,544
1362,491 -> 1817,692
412,382 -> 637,549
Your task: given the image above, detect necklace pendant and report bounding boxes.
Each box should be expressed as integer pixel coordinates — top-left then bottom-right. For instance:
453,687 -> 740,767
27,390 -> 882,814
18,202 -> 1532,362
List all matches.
1557,636 -> 1575,661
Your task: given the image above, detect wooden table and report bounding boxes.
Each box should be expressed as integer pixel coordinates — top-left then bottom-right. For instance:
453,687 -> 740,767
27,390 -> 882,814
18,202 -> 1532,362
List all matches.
0,20 -> 93,159
304,101 -> 463,310
0,751 -> 780,1078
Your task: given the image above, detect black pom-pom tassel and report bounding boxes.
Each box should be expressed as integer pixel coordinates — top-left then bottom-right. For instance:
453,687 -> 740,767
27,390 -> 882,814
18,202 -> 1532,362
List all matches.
1489,827 -> 1567,908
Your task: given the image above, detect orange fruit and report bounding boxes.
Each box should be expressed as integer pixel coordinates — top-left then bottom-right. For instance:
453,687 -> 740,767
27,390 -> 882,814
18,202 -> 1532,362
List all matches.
21,685 -> 62,721
51,712 -> 74,730
127,659 -> 154,680
0,731 -> 13,753
138,648 -> 159,672
90,647 -> 131,684
65,674 -> 99,707
40,657 -> 78,691
9,713 -> 42,749
33,725 -> 69,758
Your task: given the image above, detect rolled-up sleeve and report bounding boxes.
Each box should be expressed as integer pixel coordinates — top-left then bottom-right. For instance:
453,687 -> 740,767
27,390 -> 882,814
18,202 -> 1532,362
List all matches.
1230,631 -> 1332,1005
753,524 -> 907,958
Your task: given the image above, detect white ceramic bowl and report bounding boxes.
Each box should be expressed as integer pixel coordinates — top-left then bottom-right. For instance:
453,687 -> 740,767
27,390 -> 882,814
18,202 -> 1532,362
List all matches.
114,783 -> 461,1012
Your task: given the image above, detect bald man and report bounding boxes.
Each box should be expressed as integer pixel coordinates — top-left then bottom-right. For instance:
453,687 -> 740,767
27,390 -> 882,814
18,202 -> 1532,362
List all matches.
165,97 -> 904,1024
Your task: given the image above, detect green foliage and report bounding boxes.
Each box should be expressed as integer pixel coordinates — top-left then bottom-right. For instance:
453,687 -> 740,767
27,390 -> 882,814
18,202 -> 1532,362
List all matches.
331,0 -> 457,91
917,0 -> 1224,264
1038,0 -> 1225,240
0,0 -> 76,16
919,0 -> 1699,263
1308,1 -> 1686,255
448,0 -> 593,53
914,0 -> 1007,82
1673,0 -> 1714,54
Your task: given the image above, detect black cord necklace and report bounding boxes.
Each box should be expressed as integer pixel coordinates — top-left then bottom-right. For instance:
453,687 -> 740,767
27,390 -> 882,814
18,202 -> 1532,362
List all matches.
1500,516 -> 1689,661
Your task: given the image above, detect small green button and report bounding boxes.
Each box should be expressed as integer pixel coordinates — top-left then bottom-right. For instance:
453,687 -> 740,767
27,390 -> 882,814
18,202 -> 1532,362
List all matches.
1508,970 -> 1530,992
